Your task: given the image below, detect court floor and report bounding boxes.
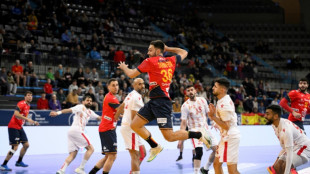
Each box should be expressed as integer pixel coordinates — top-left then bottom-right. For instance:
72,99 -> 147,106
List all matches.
1,146 -> 310,174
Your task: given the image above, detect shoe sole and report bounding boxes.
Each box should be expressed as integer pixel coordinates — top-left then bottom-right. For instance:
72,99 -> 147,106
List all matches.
147,147 -> 164,162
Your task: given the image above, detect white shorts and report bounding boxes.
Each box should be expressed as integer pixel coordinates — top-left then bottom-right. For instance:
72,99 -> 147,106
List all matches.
67,130 -> 91,153
216,137 -> 240,163
191,129 -> 218,149
279,146 -> 310,167
120,125 -> 143,151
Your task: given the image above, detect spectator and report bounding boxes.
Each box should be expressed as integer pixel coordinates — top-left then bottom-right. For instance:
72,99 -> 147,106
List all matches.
115,89 -> 123,102
49,94 -> 61,111
244,95 -> 254,112
169,78 -> 179,100
85,88 -> 98,111
44,79 -> 53,100
258,102 -> 265,114
271,97 -> 279,105
95,81 -> 104,94
46,67 -> 56,86
236,101 -> 245,114
27,11 -> 38,31
113,47 -> 125,68
61,29 -> 71,43
57,88 -> 67,109
54,64 -> 65,87
96,89 -> 104,110
28,39 -> 41,65
37,93 -> 49,110
261,95 -> 270,107
88,46 -> 102,60
11,59 -> 26,86
172,99 -> 181,112
7,71 -> 17,95
0,67 -> 8,95
68,79 -> 78,93
84,67 -> 92,85
66,88 -> 79,107
24,61 -> 38,87
63,67 -> 73,88
253,97 -> 258,110
73,67 -> 85,86
90,68 -> 99,86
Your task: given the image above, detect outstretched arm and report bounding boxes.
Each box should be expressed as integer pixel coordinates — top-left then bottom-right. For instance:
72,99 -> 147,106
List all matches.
50,108 -> 73,117
118,62 -> 141,78
279,98 -> 301,118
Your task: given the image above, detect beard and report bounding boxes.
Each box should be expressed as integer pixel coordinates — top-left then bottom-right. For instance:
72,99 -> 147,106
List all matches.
299,87 -> 307,93
189,94 -> 195,100
265,119 -> 273,125
85,103 -> 92,109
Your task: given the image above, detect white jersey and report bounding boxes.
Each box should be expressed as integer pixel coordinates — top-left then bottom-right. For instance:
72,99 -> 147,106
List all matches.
272,118 -> 310,151
216,95 -> 240,139
181,97 -> 209,131
69,104 -> 100,132
121,90 -> 144,126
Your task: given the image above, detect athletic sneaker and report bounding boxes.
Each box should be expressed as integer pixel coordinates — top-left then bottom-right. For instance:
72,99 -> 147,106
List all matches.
15,161 -> 29,167
267,166 -> 276,174
176,155 -> 182,161
75,167 -> 86,174
291,168 -> 298,174
56,170 -> 65,174
0,164 -> 12,171
147,144 -> 163,162
199,127 -> 212,148
200,167 -> 209,174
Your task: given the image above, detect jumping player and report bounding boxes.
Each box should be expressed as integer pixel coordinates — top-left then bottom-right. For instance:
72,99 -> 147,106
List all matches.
179,85 -> 217,174
208,78 -> 240,174
279,78 -> 310,131
49,95 -> 101,174
115,78 -> 147,174
0,91 -> 39,171
89,78 -> 120,174
265,105 -> 310,174
118,40 -> 211,162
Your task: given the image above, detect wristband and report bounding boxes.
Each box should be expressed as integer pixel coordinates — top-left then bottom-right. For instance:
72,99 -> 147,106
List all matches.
57,111 -> 62,115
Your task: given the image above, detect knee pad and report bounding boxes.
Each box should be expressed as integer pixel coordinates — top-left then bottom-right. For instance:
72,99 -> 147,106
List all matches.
194,147 -> 203,160
9,146 -> 16,155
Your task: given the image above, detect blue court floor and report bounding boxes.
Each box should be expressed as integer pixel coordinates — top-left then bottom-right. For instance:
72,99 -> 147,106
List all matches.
1,146 -> 310,174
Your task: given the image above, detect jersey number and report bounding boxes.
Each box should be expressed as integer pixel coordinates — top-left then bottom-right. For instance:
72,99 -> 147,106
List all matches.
161,69 -> 172,82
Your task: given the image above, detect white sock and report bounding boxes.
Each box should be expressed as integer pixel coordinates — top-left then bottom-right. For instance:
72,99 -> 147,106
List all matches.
194,168 -> 199,174
60,162 -> 68,172
132,171 -> 140,174
79,159 -> 88,169
204,161 -> 212,170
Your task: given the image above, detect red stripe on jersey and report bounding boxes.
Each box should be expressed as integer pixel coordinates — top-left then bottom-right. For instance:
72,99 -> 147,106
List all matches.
191,138 -> 196,148
132,133 -> 135,150
297,145 -> 307,155
223,142 -> 228,162
81,133 -> 90,145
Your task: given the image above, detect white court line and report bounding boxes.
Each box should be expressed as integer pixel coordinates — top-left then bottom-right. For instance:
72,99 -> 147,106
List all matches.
299,167 -> 310,174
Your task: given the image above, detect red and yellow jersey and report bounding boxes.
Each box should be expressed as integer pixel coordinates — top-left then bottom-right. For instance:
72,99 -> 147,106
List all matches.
137,55 -> 181,99
8,100 -> 30,130
11,65 -> 23,74
285,90 -> 310,122
99,92 -> 120,132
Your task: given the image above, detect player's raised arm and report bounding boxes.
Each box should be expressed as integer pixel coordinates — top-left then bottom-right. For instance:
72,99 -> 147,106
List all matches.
118,62 -> 141,78
49,108 -> 73,117
164,45 -> 188,61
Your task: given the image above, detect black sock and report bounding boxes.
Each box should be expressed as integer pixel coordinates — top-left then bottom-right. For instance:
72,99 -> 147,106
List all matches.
17,156 -> 23,163
102,172 -> 109,174
2,160 -> 8,165
145,135 -> 158,148
179,152 -> 183,157
188,131 -> 202,139
89,166 -> 100,174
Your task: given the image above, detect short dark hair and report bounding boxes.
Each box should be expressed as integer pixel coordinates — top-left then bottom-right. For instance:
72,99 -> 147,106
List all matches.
150,40 -> 165,52
299,78 -> 308,84
266,104 -> 282,117
185,85 -> 195,90
83,95 -> 92,101
214,78 -> 230,89
24,91 -> 33,96
107,78 -> 118,86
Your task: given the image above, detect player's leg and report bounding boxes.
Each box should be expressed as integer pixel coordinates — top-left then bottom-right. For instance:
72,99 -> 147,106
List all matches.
15,128 -> 29,167
56,150 -> 78,174
213,157 -> 224,174
201,145 -> 217,174
193,147 -> 203,174
227,163 -> 240,174
89,156 -> 108,174
176,140 -> 184,161
102,153 -> 117,173
129,149 -> 140,173
0,145 -> 18,171
75,144 -> 94,174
